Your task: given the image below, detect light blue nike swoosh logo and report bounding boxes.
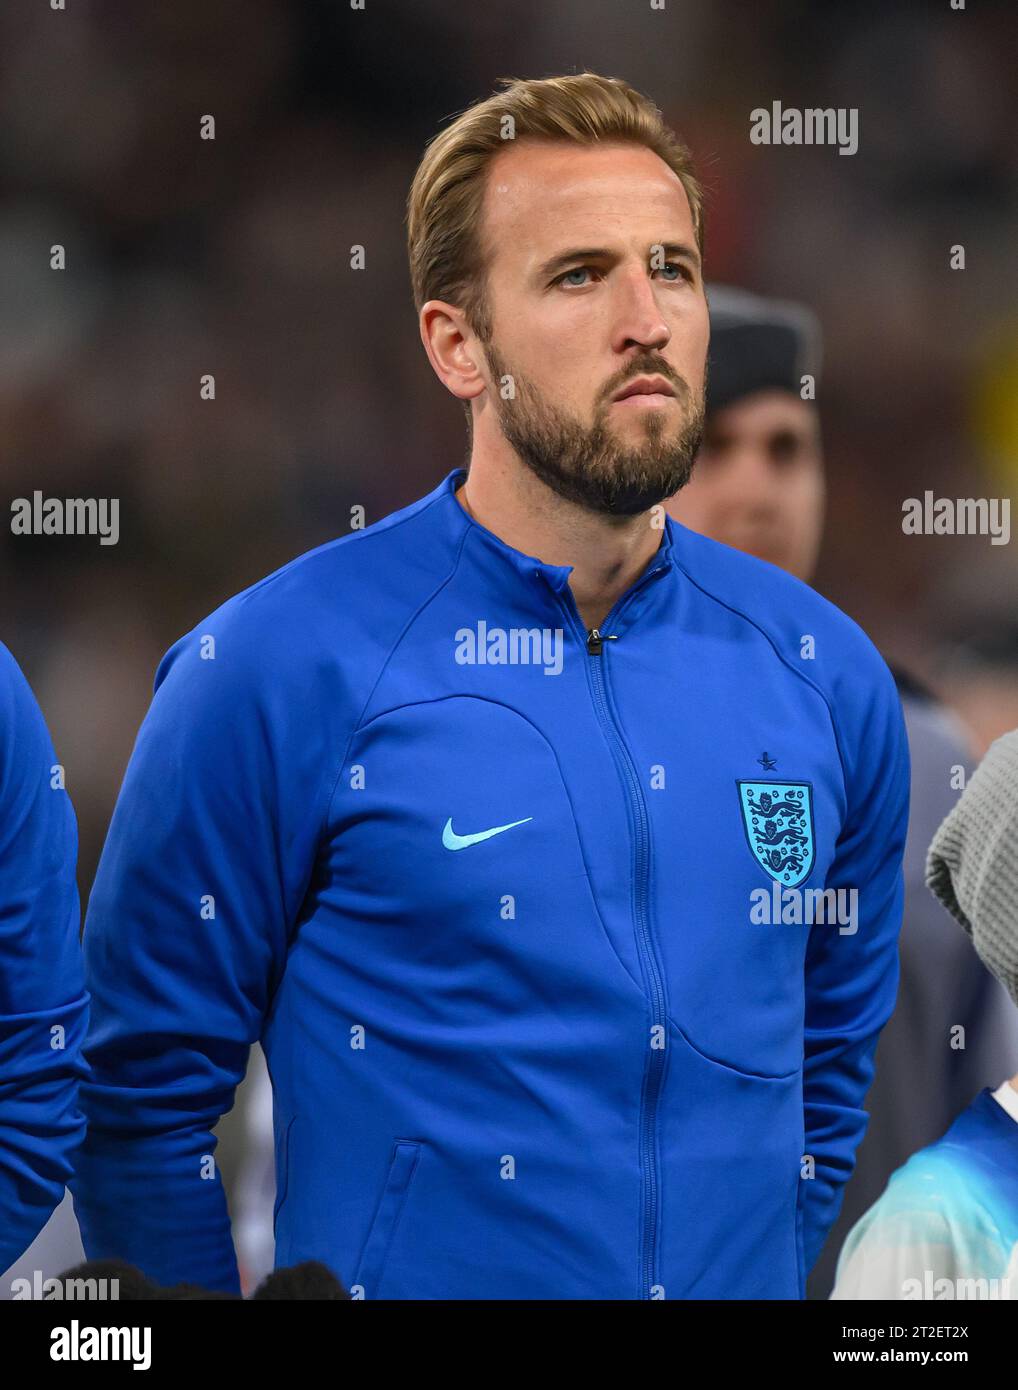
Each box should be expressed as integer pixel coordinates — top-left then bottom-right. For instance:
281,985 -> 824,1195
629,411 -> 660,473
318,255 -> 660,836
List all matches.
442,816 -> 533,851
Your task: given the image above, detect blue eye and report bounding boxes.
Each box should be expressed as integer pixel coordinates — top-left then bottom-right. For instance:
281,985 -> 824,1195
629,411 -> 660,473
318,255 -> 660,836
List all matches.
560,267 -> 594,286
555,262 -> 690,288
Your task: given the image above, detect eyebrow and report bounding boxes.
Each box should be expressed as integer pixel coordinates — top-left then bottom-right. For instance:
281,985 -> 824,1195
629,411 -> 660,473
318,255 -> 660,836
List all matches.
535,242 -> 702,281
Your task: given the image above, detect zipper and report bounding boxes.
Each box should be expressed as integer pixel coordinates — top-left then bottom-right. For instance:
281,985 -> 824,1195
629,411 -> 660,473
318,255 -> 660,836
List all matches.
556,573 -> 669,1300
585,628 -> 618,656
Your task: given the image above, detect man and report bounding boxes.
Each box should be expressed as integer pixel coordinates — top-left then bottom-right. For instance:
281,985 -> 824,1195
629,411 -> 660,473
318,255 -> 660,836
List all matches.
666,284 -> 826,582
0,641 -> 88,1273
833,729 -> 1018,1299
667,286 -> 1018,1299
73,71 -> 909,1300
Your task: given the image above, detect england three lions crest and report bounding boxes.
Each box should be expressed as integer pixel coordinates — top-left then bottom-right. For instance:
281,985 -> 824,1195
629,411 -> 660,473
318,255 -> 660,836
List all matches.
737,780 -> 815,886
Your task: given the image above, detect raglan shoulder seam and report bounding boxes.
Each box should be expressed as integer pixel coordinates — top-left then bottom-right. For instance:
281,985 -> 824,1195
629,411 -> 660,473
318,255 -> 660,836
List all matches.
672,557 -> 856,805
225,484 -> 455,612
319,514 -> 473,839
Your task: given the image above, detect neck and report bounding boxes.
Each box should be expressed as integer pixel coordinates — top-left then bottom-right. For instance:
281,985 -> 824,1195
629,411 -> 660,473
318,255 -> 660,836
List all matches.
456,451 -> 663,633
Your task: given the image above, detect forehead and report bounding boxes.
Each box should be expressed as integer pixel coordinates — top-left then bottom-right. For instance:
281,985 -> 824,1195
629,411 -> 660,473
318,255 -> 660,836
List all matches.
709,390 -> 818,436
480,139 -> 695,269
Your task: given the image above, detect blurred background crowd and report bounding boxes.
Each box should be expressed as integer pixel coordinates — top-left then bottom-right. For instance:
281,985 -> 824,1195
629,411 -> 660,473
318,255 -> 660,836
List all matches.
1,0 -> 1016,1296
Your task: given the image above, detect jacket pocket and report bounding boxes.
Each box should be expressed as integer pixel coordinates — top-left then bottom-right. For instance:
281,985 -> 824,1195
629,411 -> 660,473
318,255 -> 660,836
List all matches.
353,1140 -> 422,1298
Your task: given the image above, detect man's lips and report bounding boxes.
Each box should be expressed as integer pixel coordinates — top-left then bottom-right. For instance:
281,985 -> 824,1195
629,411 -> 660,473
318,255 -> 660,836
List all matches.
611,374 -> 678,404
612,391 -> 674,407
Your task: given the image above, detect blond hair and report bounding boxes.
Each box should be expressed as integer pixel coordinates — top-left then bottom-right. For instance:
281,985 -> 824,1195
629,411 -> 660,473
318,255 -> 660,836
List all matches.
407,72 -> 704,425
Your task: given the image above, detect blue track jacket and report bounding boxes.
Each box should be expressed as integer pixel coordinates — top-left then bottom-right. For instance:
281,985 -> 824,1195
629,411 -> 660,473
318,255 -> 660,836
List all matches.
73,469 -> 910,1299
0,643 -> 88,1270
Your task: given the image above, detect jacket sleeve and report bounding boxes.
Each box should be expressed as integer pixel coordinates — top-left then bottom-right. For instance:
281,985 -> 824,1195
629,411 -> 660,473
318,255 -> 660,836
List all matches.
70,610 -> 333,1293
798,655 -> 911,1275
0,643 -> 88,1271
830,1200 -> 959,1300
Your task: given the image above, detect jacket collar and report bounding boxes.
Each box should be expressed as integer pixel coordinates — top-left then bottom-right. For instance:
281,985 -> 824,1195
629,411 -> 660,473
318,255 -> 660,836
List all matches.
439,467 -> 677,596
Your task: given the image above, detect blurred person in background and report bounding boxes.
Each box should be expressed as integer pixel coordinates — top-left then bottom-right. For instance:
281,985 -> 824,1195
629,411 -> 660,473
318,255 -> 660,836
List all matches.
666,286 -> 1018,1298
71,72 -> 909,1300
832,729 -> 1018,1300
665,284 -> 826,584
934,620 -> 1018,761
0,642 -> 88,1279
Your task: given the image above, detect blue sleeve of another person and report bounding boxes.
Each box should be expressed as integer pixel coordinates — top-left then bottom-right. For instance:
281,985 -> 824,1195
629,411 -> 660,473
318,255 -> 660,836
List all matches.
0,642 -> 88,1272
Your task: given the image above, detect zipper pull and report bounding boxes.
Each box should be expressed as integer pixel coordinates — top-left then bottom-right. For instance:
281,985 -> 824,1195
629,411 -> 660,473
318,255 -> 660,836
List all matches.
586,628 -> 619,655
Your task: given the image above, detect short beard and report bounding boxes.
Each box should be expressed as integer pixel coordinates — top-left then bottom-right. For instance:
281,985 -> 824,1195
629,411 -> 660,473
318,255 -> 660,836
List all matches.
481,337 -> 704,518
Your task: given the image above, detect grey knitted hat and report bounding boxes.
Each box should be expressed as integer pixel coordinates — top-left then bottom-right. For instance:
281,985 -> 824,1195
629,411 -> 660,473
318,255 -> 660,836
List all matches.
926,728 -> 1018,1008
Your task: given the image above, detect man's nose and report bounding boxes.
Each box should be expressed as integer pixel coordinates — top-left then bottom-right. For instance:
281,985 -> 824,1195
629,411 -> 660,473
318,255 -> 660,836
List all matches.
730,450 -> 785,511
610,268 -> 671,353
